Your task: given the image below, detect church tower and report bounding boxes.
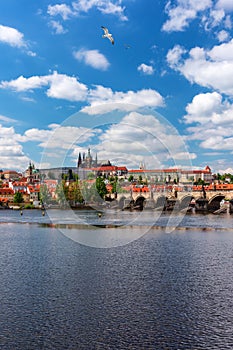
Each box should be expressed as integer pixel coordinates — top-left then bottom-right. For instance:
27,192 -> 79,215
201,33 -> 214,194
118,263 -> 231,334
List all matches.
86,148 -> 92,168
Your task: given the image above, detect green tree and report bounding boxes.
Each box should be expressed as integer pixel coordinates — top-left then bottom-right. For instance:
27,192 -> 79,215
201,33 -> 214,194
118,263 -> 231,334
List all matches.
80,182 -> 93,203
61,173 -> 68,181
128,175 -> 134,182
110,176 -> 120,194
194,178 -> 205,185
40,184 -> 50,204
55,181 -> 69,206
68,181 -> 84,204
87,172 -> 95,180
221,173 -> 233,183
96,177 -> 108,199
73,173 -> 79,181
13,191 -> 24,203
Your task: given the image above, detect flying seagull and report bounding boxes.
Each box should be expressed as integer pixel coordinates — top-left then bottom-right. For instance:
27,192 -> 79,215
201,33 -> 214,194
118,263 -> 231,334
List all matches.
101,26 -> 114,45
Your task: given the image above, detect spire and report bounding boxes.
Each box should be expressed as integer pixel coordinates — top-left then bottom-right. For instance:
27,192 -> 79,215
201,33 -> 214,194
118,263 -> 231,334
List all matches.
95,153 -> 98,167
77,152 -> 82,168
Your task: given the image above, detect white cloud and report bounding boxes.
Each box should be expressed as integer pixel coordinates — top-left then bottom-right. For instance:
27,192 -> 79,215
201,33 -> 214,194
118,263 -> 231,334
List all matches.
184,92 -> 223,124
210,9 -> 225,26
23,128 -> 52,143
0,121 -> 99,170
216,0 -> 233,11
0,154 -> 30,171
219,167 -> 233,174
0,145 -> 24,157
0,111 -> 192,170
49,20 -> 67,34
209,39 -> 233,60
166,45 -> 186,68
0,75 -> 49,92
82,86 -> 164,114
170,152 -> 196,160
200,135 -> 233,150
0,24 -> 27,48
186,123 -> 232,142
0,124 -> 30,170
202,9 -> 225,30
74,49 -> 110,70
162,0 -> 212,32
0,71 -> 88,102
0,125 -> 22,142
23,124 -> 100,150
224,15 -> 232,29
0,71 -> 164,113
0,115 -> 18,124
167,39 -> 233,96
46,72 -> 88,101
47,1 -> 128,22
217,29 -> 229,42
72,0 -> 128,21
47,4 -> 74,20
137,63 -> 154,75
21,95 -> 36,103
183,91 -> 233,154
162,0 -> 232,34
93,111 -> 193,168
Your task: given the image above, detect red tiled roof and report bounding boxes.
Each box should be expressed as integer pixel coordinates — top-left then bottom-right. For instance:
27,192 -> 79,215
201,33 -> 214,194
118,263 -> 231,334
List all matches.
28,188 -> 40,193
0,198 -> 9,202
0,188 -> 14,194
128,168 -> 180,173
128,167 -> 212,174
181,170 -> 211,174
133,186 -> 150,192
11,181 -> 27,186
2,170 -> 19,174
91,166 -> 118,171
116,166 -> 128,171
89,165 -> 128,172
1,183 -> 9,188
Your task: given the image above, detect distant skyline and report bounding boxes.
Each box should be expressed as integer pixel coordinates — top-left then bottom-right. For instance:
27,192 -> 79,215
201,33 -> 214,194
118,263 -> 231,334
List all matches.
0,1 -> 233,173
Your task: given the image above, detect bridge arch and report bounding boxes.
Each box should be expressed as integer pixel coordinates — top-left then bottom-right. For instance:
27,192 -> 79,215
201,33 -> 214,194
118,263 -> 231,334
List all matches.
154,195 -> 166,209
207,194 -> 225,212
179,194 -> 194,210
134,195 -> 146,210
118,196 -> 127,209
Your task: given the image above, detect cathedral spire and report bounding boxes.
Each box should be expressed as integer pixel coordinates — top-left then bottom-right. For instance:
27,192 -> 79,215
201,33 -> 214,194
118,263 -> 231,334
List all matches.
77,152 -> 82,168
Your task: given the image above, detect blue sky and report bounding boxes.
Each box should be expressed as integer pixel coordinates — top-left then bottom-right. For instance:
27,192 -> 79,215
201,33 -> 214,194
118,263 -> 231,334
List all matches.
0,0 -> 233,173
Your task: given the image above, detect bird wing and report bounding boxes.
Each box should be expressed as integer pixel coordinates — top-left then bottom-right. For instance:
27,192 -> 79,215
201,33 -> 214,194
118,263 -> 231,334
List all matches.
109,36 -> 114,45
101,26 -> 109,34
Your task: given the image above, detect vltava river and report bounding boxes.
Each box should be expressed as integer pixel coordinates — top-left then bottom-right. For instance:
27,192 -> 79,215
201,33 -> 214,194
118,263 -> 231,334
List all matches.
0,209 -> 233,349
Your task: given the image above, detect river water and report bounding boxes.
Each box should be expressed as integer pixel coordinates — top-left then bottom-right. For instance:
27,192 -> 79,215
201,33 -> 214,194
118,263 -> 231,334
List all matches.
0,209 -> 233,349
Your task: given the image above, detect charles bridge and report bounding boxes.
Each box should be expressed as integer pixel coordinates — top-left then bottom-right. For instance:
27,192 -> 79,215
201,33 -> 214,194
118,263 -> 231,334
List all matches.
109,189 -> 233,212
